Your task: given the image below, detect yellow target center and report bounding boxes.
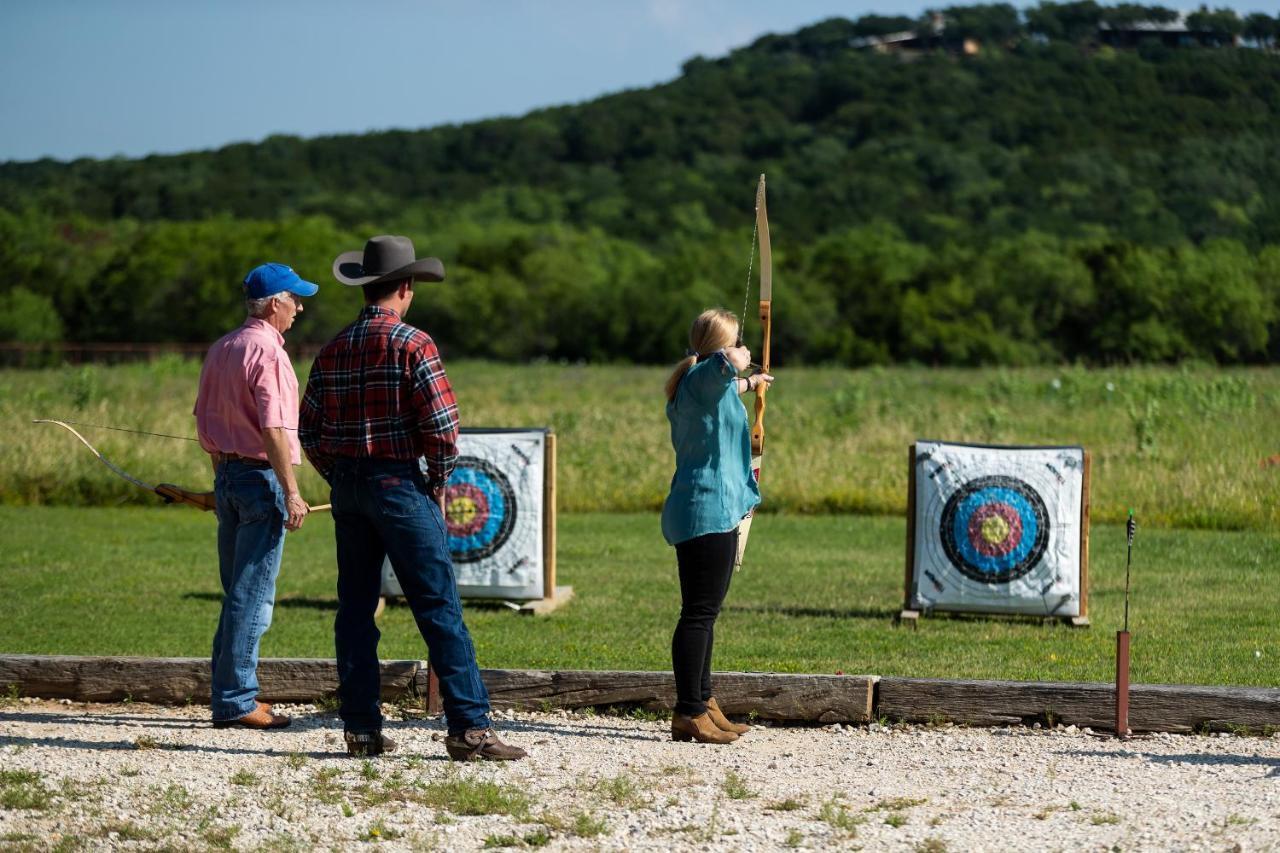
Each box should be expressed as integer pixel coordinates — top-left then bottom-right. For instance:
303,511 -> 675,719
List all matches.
447,496 -> 478,526
980,515 -> 1011,544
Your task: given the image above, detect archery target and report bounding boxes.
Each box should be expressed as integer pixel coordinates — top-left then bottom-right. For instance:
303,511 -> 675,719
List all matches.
446,458 -> 517,563
910,441 -> 1085,617
381,429 -> 548,601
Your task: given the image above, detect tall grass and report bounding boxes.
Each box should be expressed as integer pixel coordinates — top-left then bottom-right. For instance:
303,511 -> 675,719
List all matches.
1,360 -> 1276,530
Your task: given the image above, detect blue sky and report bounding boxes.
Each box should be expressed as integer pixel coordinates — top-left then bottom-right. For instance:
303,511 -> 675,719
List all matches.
3,0 -> 1279,163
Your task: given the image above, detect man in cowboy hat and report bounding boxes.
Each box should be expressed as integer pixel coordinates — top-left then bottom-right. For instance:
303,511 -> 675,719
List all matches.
300,235 -> 526,761
195,262 -> 319,730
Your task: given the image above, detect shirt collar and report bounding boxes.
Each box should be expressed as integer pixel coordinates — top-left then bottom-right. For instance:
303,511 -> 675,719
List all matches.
243,316 -> 284,346
360,305 -> 401,321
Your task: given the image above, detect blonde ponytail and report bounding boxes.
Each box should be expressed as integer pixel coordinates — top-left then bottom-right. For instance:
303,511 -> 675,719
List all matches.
663,308 -> 740,401
664,355 -> 698,401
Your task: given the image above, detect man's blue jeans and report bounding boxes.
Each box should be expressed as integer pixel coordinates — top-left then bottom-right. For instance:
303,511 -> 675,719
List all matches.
329,458 -> 491,735
211,460 -> 286,722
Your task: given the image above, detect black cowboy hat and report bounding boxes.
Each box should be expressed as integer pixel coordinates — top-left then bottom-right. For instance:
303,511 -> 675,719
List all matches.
332,235 -> 445,286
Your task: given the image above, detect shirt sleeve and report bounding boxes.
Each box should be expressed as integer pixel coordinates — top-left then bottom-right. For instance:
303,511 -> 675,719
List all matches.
248,347 -> 296,430
299,360 -> 334,481
685,352 -> 739,407
408,338 -> 459,489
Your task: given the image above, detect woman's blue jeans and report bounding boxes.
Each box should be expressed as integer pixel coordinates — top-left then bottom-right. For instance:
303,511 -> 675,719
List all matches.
329,458 -> 491,736
211,461 -> 286,721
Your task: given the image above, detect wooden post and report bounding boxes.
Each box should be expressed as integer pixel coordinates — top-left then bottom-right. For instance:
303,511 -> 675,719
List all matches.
544,431 -> 557,597
426,663 -> 442,716
1071,450 -> 1092,627
900,444 -> 920,625
1115,629 -> 1131,737
516,430 -> 572,615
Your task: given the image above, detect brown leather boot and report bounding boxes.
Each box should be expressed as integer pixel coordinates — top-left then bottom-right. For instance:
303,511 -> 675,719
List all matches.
706,697 -> 751,735
671,712 -> 738,744
345,730 -> 398,757
445,727 -> 528,761
212,701 -> 291,730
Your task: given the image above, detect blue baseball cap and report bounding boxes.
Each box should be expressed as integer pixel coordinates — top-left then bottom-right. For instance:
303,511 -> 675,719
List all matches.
243,263 -> 319,299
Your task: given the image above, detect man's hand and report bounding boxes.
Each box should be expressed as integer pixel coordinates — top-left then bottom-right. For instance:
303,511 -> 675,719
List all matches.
285,492 -> 309,531
432,485 -> 447,514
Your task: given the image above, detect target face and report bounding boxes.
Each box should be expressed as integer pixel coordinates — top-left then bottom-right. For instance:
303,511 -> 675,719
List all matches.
940,475 -> 1049,583
910,441 -> 1085,617
445,457 -> 516,563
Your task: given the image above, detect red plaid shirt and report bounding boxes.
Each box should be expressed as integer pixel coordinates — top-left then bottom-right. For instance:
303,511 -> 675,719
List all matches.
300,305 -> 459,487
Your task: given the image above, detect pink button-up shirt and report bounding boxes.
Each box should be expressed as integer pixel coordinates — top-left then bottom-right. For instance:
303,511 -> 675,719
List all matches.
194,318 -> 301,465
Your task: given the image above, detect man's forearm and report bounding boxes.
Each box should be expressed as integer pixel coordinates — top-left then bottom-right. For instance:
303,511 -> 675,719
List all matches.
261,427 -> 300,498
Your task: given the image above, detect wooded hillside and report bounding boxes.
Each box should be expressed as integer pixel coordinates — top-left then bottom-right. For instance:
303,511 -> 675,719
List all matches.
3,4 -> 1278,365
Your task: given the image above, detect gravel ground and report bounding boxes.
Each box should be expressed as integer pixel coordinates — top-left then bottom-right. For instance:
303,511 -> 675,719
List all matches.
1,698 -> 1278,851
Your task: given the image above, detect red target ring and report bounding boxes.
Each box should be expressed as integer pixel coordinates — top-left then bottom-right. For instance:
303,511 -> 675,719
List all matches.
445,482 -> 490,538
966,502 -> 1023,557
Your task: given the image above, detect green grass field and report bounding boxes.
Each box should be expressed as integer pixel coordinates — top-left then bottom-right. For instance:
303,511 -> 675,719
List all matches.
0,508 -> 1274,686
1,363 -> 1276,686
2,362 -> 1277,529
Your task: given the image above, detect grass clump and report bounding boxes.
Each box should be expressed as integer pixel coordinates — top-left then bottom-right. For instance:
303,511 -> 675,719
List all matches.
96,821 -> 154,841
0,770 -> 52,811
572,811 -> 609,838
201,824 -> 240,849
722,770 -> 755,800
309,767 -> 345,805
229,769 -> 259,786
1090,811 -> 1121,825
419,771 -> 530,818
874,796 -> 928,811
595,773 -> 644,808
765,796 -> 806,812
358,820 -> 403,842
817,796 -> 864,835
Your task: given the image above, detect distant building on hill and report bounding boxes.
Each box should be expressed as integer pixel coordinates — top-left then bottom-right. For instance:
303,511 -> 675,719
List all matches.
1098,13 -> 1240,48
849,12 -> 981,57
850,10 -> 1243,57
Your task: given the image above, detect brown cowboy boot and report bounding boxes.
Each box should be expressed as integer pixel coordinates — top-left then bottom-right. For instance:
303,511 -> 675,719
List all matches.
444,728 -> 527,761
706,697 -> 751,735
212,701 -> 291,730
671,712 -> 738,744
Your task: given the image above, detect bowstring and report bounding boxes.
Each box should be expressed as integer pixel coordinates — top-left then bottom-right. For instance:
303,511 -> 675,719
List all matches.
739,203 -> 760,347
46,419 -> 198,442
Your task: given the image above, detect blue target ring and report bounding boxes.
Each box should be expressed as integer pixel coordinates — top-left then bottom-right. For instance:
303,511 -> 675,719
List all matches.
444,457 -> 516,563
940,475 -> 1049,583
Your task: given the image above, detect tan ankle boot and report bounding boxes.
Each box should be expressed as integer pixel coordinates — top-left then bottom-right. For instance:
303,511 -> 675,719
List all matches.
671,712 -> 738,744
706,697 -> 751,735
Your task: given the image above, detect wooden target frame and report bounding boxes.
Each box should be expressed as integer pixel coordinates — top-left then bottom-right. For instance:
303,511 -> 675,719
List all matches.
902,441 -> 1091,627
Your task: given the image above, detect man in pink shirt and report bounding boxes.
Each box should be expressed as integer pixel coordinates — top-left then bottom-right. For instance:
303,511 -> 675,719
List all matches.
194,263 -> 318,730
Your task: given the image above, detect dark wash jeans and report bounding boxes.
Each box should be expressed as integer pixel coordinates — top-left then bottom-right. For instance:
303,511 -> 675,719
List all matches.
671,528 -> 738,718
329,458 -> 491,735
212,460 -> 286,722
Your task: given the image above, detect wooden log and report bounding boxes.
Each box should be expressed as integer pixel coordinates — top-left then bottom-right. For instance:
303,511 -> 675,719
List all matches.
459,669 -> 877,723
2,655 -> 1274,733
879,677 -> 1280,733
0,655 -> 419,705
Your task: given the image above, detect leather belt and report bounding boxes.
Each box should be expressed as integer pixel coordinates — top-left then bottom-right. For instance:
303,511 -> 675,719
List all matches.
211,451 -> 270,468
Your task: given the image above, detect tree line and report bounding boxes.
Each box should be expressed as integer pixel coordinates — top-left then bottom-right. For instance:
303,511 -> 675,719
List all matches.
1,3 -> 1278,365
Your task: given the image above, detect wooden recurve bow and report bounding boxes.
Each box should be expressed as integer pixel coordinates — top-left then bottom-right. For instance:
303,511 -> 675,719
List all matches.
735,173 -> 772,569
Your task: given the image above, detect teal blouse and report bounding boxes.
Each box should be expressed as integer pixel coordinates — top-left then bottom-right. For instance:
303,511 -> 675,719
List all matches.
660,353 -> 761,546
